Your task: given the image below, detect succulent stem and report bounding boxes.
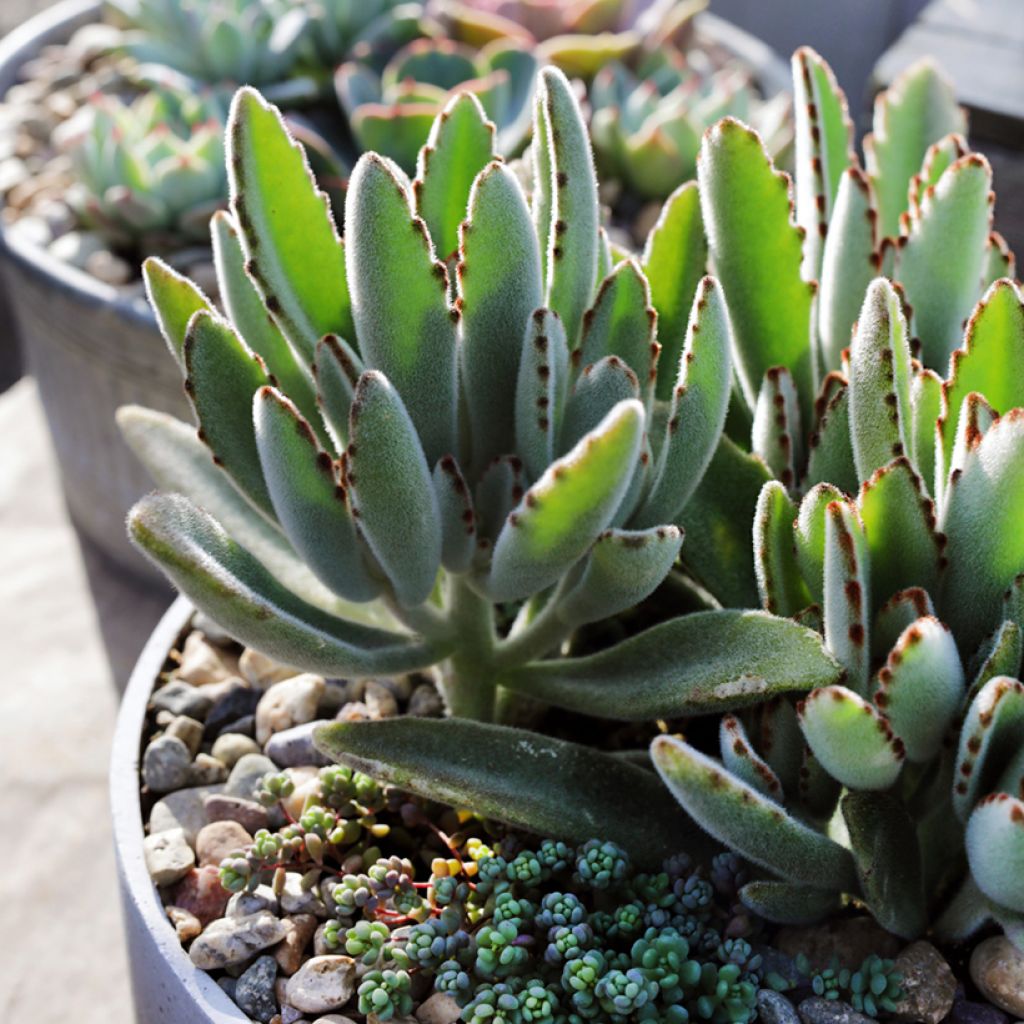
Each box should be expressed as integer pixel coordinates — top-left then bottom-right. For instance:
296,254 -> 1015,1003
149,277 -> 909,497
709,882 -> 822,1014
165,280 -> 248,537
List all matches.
437,575 -> 499,721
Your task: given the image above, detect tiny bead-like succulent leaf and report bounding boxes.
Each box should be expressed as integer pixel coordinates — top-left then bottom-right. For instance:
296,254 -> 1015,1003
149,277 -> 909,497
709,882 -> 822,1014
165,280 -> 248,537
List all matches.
911,367 -> 942,498
414,92 -> 496,260
253,386 -> 380,603
966,794 -> 1024,913
754,481 -> 813,618
848,277 -> 914,483
227,88 -> 353,362
858,458 -> 941,613
128,493 -> 442,675
314,718 -> 712,867
555,525 -> 683,629
864,58 -> 966,239
797,685 -> 905,791
313,334 -> 364,455
515,308 -> 570,482
345,152 -> 457,466
794,483 -> 845,608
873,587 -> 936,660
636,276 -> 733,526
752,366 -> 802,489
938,279 -> 1024,481
651,735 -> 859,891
895,154 -> 993,369
211,211 -> 323,441
184,310 -> 275,518
560,355 -> 639,454
953,676 -> 1024,822
433,455 -> 477,574
819,168 -> 880,374
823,499 -> 872,694
676,436 -> 772,609
142,256 -> 212,365
940,411 -> 1024,654
489,399 -> 643,601
738,880 -> 841,926
535,66 -> 600,348
842,791 -> 927,938
576,260 -> 658,405
697,116 -> 816,425
641,182 -> 708,401
720,713 -> 784,802
459,160 -> 543,475
873,616 -> 964,763
792,46 -> 855,279
346,371 -> 442,608
804,377 -> 858,494
498,609 -> 843,719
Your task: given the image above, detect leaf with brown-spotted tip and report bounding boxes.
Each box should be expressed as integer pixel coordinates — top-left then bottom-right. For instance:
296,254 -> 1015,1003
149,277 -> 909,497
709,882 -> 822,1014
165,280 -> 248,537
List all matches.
515,308 -> 570,482
752,366 -> 802,488
433,455 -> 476,574
823,499 -> 872,694
754,481 -> 812,618
720,713 -> 784,801
967,793 -> 1024,913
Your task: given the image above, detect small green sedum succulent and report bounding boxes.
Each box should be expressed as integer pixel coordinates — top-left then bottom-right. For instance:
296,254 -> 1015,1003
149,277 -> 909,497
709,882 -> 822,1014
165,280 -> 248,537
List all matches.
121,68 -> 842,866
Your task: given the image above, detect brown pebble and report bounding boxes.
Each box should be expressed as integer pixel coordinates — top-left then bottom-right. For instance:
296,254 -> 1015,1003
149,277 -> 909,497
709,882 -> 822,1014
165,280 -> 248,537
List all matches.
275,914 -> 318,975
196,820 -> 253,868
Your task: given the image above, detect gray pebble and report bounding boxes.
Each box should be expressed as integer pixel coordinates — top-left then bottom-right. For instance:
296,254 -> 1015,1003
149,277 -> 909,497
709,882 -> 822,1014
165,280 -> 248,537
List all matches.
758,990 -> 800,1024
189,912 -> 289,970
142,735 -> 193,793
211,732 -> 261,769
149,784 -> 224,845
220,713 -> 256,738
235,954 -> 279,1023
189,752 -> 228,785
408,683 -> 444,717
166,715 -> 203,757
47,228 -> 105,268
205,682 -> 262,740
143,827 -> 195,885
227,885 -> 279,919
798,998 -> 875,1024
265,720 -> 332,768
225,752 -> 279,800
151,680 -> 214,719
280,872 -> 328,918
205,793 -> 269,833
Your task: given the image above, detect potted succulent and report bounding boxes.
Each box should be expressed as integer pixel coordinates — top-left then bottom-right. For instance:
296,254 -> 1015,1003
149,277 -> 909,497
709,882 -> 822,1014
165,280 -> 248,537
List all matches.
112,48 -> 1024,1023
0,0 -> 786,582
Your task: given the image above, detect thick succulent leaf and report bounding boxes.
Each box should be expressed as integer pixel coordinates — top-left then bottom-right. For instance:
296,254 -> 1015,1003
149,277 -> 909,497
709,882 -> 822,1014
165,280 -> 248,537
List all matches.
253,387 -> 379,602
490,400 -> 643,601
798,685 -> 905,790
414,92 -> 495,260
433,455 -> 476,573
966,620 -> 1023,708
577,260 -> 657,402
227,88 -> 352,361
313,334 -> 363,454
636,276 -> 733,525
754,481 -> 812,617
720,714 -> 784,801
818,169 -> 880,375
535,66 -> 599,347
738,880 -> 840,926
560,356 -> 639,453
757,697 -> 804,796
942,393 -> 998,516
982,231 -> 1016,289
555,525 -> 683,628
346,153 -> 457,466
459,161 -> 543,474
752,367 -> 802,489
697,117 -> 816,424
938,280 -> 1024,478
848,278 -> 914,482
474,454 -> 524,544
911,368 -> 942,497
842,791 -> 926,938
143,256 -> 211,365
874,616 -> 963,762
515,309 -> 570,482
184,311 -> 274,517
864,59 -> 966,239
346,372 -> 442,608
873,587 -> 935,660
935,876 -> 995,944
642,182 -> 707,400
911,132 -> 968,207
858,458 -> 940,611
677,437 -> 772,608
966,794 -> 1024,913
792,46 -> 855,279
794,483 -> 845,608
823,499 -> 871,694
896,155 -> 994,369
211,212 -> 322,437
804,378 -> 858,494
315,718 -> 711,866
498,610 -> 842,719
128,493 -> 441,674
954,676 -> 1024,821
652,735 -> 858,890
799,743 -> 843,820
940,411 -> 1024,653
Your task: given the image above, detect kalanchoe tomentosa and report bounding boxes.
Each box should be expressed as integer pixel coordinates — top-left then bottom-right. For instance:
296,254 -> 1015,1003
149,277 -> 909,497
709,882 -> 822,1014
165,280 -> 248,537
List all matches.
650,48 -> 1024,951
121,67 -> 842,863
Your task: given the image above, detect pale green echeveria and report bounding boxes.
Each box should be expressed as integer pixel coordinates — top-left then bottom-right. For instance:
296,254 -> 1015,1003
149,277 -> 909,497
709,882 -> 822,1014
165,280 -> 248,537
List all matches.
53,85 -> 227,252
122,69 -> 842,864
299,0 -> 426,69
335,36 -> 537,173
590,49 -> 790,202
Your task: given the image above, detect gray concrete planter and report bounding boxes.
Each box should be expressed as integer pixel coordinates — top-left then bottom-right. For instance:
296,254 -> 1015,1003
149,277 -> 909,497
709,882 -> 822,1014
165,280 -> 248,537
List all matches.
111,595 -> 248,1024
0,0 -> 189,587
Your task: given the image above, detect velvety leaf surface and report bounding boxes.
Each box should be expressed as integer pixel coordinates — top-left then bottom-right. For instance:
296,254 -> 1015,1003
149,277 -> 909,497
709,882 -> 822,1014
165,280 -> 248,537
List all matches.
720,714 -> 784,801
752,367 -> 801,489
754,481 -> 812,617
966,794 -> 1024,913
313,334 -> 363,454
560,356 -> 639,454
823,499 -> 871,693
794,483 -> 844,608
738,880 -> 840,925
515,309 -> 569,482
143,256 -> 211,365
433,455 -> 476,573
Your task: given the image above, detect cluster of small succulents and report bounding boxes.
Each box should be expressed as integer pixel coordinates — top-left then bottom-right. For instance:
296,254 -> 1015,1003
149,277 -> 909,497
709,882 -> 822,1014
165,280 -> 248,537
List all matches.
800,955 -> 904,1017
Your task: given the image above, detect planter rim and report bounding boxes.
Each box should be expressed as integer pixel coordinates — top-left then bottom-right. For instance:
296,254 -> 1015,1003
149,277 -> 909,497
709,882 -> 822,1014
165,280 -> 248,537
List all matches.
0,0 -> 156,335
110,593 -> 247,1023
